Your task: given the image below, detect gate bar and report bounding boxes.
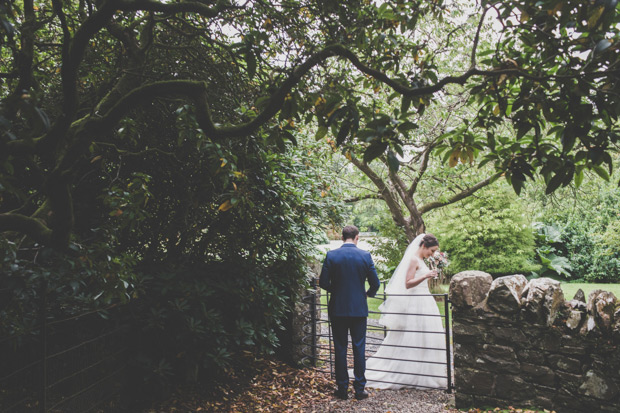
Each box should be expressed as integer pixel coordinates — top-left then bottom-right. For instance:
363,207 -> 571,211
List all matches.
310,278 -> 317,366
444,293 -> 453,393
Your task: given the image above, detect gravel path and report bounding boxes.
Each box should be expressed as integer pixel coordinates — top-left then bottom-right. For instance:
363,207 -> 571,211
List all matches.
313,312 -> 457,412
304,388 -> 456,412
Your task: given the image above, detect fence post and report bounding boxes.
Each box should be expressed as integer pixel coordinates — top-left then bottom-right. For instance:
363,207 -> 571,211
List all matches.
444,294 -> 452,393
39,278 -> 47,413
310,278 -> 317,366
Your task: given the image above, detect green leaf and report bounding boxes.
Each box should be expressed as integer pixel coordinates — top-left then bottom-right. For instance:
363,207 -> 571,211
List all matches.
516,122 -> 532,140
363,140 -> 388,164
336,121 -> 351,146
254,96 -> 271,109
486,132 -> 496,151
425,70 -> 438,84
315,125 -> 328,140
396,120 -> 417,133
244,47 -> 256,78
321,96 -> 343,117
418,103 -> 426,116
561,128 -> 576,153
547,125 -> 564,138
592,165 -> 610,181
477,156 -> 494,169
545,171 -> 565,194
387,150 -> 400,172
34,108 -> 50,131
510,175 -> 524,195
594,39 -> 612,54
327,106 -> 347,125
574,167 -> 584,188
282,130 -> 297,146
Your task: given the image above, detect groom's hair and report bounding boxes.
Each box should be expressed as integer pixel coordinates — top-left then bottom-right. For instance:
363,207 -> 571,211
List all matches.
421,233 -> 439,248
342,225 -> 359,241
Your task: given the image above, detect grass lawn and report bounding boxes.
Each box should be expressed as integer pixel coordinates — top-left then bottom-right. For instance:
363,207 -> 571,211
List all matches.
560,282 -> 620,301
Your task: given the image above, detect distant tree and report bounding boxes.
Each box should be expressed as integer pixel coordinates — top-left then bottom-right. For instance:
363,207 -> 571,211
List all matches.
430,186 -> 539,277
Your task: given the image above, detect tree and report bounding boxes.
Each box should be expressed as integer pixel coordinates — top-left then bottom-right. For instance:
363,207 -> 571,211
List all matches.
0,0 -> 344,387
2,0 -> 620,248
321,0 -> 620,241
429,185 -> 539,276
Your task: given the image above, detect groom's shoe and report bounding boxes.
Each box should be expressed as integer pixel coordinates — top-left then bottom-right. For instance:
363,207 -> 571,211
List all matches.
354,390 -> 369,400
333,389 -> 348,400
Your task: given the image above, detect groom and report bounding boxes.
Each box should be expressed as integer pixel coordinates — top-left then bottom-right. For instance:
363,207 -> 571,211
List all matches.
319,225 -> 380,400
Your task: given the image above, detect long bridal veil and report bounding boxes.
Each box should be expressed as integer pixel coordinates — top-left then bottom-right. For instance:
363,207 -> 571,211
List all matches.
367,233 -> 448,390
378,233 -> 425,330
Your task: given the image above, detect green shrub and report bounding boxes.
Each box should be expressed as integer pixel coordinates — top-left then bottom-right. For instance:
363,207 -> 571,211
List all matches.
366,210 -> 409,280
535,187 -> 620,282
132,260 -> 302,386
531,222 -> 573,280
0,238 -> 136,337
429,187 -> 539,277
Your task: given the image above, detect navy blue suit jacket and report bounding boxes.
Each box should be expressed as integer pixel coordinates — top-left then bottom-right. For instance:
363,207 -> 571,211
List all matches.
319,243 -> 380,317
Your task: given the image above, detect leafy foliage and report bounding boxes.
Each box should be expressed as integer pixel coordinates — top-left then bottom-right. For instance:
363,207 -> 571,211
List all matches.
533,185 -> 620,282
0,238 -> 136,338
429,186 -> 540,277
469,0 -> 620,195
531,222 -> 573,279
366,210 -> 410,280
118,133 -> 333,391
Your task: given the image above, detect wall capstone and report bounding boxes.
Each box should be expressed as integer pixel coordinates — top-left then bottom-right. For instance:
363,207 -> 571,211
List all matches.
520,278 -> 564,326
449,271 -> 492,309
587,290 -> 617,333
487,274 -> 528,314
565,310 -> 583,330
573,288 -> 586,302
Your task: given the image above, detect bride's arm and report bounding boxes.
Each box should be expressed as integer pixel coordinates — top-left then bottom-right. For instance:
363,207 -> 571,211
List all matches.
405,258 -> 436,289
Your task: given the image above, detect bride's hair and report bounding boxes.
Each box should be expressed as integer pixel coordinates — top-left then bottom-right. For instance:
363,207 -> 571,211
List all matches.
421,233 -> 439,248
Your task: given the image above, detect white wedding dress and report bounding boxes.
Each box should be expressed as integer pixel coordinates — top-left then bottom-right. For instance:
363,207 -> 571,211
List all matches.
364,255 -> 448,390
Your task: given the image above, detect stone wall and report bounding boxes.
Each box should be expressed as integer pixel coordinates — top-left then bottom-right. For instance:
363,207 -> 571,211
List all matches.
450,272 -> 620,412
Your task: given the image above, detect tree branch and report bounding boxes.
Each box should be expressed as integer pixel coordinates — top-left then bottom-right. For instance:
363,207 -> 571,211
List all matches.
408,144 -> 432,198
15,0 -> 37,93
116,0 -> 240,16
328,44 -> 620,97
385,161 -> 423,226
37,0 -> 118,154
0,213 -> 52,245
418,173 -> 500,214
470,7 -> 489,69
348,154 -> 414,239
95,18 -> 149,115
9,40 -> 620,158
51,0 -> 71,57
344,193 -> 383,203
94,141 -> 178,159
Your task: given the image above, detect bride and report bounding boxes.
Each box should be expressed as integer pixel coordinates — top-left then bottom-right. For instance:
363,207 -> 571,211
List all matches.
364,233 -> 448,389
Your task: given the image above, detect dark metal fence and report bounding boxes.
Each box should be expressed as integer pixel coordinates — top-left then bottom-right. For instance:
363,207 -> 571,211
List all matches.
0,283 -> 129,413
302,278 -> 453,392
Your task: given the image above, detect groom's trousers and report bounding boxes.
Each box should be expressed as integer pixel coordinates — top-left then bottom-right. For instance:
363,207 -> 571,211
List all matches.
330,316 -> 367,393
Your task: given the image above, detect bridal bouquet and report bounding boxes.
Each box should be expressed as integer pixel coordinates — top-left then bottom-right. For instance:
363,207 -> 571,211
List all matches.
425,251 -> 449,276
